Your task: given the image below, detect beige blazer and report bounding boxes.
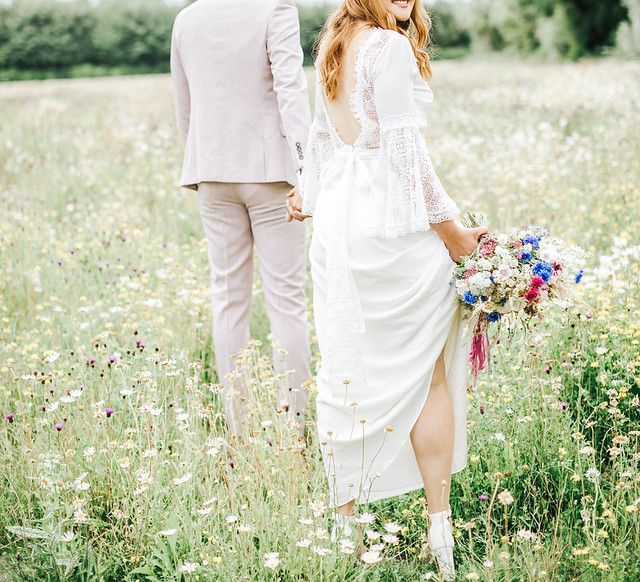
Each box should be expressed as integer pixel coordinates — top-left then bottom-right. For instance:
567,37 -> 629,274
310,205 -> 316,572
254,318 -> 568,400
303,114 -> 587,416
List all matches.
170,0 -> 311,190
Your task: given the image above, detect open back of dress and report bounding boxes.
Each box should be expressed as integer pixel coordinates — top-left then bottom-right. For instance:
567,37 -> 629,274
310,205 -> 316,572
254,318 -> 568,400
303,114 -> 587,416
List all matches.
318,30 -> 371,147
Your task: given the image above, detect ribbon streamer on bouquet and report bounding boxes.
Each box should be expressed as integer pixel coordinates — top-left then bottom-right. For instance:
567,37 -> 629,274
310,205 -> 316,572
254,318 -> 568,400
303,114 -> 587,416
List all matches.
464,311 -> 491,388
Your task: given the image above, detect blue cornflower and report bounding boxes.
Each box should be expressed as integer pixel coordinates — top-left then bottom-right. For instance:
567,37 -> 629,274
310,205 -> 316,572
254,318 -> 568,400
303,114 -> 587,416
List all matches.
523,235 -> 540,250
532,261 -> 553,282
463,291 -> 477,305
575,269 -> 584,284
520,252 -> 532,263
487,311 -> 502,322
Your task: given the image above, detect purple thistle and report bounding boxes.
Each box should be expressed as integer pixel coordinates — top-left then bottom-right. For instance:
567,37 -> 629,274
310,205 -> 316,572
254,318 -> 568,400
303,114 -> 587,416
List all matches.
560,401 -> 569,410
479,493 -> 489,502
107,354 -> 118,364
5,412 -> 14,423
55,422 -> 64,431
105,407 -> 114,418
479,405 -> 485,415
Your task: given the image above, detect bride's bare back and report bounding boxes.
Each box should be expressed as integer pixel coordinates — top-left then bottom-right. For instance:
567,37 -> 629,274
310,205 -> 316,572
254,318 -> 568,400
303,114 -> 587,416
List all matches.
317,28 -> 374,146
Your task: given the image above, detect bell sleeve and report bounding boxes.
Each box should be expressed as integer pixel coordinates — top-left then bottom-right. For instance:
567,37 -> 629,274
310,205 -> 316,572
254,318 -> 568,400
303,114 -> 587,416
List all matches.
367,33 -> 459,238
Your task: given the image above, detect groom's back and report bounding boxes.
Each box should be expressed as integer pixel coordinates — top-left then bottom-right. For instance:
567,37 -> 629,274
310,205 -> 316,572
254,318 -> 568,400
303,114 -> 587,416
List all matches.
175,0 -> 274,103
171,0 -> 309,186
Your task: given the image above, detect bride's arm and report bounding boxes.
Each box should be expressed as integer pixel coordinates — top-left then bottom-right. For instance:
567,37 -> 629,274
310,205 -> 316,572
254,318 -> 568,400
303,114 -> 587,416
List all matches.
371,32 -> 486,259
287,69 -> 336,222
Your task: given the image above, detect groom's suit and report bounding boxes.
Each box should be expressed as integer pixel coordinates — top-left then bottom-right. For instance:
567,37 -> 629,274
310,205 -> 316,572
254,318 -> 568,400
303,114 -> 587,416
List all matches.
171,0 -> 311,435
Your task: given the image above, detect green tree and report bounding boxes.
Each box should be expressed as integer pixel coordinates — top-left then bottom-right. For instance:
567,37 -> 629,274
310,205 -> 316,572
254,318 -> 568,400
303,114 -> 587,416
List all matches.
429,2 -> 471,49
2,0 -> 96,70
562,0 -> 628,53
616,0 -> 640,55
93,0 -> 178,68
298,4 -> 332,65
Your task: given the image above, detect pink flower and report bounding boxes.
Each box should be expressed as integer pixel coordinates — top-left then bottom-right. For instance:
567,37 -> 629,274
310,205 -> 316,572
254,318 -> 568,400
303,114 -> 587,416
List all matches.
462,268 -> 478,280
55,422 -> 64,431
531,276 -> 545,288
480,238 -> 497,256
105,407 -> 114,418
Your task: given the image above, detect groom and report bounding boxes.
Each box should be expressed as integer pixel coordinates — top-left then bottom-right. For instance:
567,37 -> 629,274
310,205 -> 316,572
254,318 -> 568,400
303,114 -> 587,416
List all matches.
170,0 -> 312,436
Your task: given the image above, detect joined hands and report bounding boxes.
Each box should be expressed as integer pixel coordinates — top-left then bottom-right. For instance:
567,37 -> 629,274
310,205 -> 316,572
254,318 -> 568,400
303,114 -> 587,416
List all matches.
286,186 -> 310,223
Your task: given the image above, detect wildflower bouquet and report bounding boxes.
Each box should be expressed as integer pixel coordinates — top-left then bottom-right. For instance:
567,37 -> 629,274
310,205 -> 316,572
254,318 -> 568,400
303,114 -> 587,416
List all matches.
455,212 -> 585,383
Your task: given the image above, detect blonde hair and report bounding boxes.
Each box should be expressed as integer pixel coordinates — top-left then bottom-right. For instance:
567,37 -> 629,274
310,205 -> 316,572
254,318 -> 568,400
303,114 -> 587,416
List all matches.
317,0 -> 433,101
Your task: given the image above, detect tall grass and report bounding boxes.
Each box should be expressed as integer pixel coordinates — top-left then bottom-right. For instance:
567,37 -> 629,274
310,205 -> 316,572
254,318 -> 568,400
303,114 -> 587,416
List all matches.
0,60 -> 639,580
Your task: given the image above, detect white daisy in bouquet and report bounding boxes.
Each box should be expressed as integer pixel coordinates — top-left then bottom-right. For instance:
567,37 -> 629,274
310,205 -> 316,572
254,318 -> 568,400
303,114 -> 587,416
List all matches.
455,213 -> 586,383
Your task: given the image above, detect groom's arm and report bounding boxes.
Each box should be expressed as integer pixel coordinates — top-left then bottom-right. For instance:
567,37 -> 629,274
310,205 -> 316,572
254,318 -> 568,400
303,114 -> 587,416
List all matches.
170,18 -> 190,146
267,0 -> 312,177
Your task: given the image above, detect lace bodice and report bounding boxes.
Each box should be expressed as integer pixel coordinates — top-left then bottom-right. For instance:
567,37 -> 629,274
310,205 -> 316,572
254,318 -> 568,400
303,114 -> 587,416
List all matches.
301,28 -> 459,238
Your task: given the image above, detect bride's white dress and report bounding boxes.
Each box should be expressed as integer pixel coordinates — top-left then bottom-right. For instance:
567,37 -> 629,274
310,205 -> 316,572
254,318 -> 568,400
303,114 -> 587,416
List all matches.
301,28 -> 469,508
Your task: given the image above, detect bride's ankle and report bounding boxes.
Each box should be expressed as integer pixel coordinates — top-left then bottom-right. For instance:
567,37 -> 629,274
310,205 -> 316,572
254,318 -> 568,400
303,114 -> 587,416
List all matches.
428,505 -> 452,521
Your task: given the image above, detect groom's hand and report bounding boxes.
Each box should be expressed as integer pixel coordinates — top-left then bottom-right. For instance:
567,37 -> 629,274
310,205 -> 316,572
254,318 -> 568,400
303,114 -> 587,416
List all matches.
286,187 -> 309,222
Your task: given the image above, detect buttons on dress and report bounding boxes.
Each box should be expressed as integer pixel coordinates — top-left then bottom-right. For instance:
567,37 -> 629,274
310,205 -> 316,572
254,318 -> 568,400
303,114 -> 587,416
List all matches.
296,141 -> 304,160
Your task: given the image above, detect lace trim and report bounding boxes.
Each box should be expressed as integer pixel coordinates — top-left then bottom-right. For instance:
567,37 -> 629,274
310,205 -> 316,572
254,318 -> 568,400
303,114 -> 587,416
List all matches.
301,77 -> 339,216
367,114 -> 459,238
349,29 -> 392,150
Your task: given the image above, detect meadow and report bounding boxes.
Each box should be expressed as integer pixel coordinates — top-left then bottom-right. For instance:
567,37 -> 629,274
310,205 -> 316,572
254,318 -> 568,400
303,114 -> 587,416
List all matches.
1,59 -> 639,580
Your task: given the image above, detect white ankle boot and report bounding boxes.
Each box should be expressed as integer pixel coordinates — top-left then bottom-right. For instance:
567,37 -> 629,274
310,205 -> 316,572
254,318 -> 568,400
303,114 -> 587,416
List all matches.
428,509 -> 455,581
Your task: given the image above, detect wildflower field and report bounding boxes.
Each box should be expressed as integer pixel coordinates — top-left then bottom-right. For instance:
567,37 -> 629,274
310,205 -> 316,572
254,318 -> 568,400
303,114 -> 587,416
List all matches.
1,59 -> 639,581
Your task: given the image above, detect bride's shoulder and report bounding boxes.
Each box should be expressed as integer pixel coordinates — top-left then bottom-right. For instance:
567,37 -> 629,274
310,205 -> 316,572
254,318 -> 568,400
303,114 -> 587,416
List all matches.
361,29 -> 413,72
364,28 -> 413,58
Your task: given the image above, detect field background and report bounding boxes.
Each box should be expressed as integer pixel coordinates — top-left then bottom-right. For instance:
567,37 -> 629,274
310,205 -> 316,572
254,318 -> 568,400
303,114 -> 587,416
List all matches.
1,59 -> 640,580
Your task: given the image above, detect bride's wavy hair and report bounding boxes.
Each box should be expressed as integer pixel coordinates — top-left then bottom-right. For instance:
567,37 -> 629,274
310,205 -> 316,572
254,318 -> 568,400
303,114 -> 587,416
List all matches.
316,0 -> 433,101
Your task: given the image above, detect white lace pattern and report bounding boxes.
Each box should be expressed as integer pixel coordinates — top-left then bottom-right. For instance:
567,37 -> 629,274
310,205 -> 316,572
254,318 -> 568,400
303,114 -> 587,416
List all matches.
301,28 -> 459,234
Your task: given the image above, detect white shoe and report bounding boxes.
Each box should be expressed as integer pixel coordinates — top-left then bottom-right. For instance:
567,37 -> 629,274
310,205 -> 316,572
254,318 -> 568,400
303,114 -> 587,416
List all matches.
330,513 -> 355,542
428,510 -> 455,581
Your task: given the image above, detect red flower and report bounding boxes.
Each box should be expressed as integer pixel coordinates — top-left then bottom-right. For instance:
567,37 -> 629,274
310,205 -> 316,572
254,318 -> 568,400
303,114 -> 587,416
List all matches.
553,262 -> 563,272
531,276 -> 545,288
524,287 -> 539,302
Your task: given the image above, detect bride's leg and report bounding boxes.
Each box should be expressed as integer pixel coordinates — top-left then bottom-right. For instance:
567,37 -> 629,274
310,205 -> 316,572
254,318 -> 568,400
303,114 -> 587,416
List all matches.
331,499 -> 367,552
410,351 -> 454,514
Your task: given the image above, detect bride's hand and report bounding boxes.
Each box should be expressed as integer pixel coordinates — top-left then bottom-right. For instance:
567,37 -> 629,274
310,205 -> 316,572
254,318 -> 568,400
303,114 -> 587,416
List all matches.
286,187 -> 310,223
432,221 -> 489,264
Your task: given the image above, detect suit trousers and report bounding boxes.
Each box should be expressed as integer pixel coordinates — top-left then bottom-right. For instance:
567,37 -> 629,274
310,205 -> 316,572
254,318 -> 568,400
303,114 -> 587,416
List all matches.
197,181 -> 311,435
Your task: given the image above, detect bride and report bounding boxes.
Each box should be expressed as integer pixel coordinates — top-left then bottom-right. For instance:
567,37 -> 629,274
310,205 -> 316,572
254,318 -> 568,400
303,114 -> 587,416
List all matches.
287,0 -> 487,577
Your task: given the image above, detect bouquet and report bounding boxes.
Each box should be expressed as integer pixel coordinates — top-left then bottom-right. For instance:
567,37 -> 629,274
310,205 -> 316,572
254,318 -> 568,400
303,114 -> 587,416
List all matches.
454,212 -> 585,384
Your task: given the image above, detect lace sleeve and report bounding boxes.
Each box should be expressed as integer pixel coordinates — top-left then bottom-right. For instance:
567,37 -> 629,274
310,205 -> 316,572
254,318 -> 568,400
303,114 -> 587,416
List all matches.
367,32 -> 459,238
300,71 -> 335,217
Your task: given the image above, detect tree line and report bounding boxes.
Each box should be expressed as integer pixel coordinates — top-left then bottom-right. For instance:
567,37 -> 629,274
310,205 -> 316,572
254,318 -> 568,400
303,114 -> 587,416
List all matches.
0,0 -> 637,81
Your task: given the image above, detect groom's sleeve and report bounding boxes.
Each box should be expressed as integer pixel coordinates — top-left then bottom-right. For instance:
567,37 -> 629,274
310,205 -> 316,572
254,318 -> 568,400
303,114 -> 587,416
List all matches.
267,0 -> 312,174
170,18 -> 190,147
